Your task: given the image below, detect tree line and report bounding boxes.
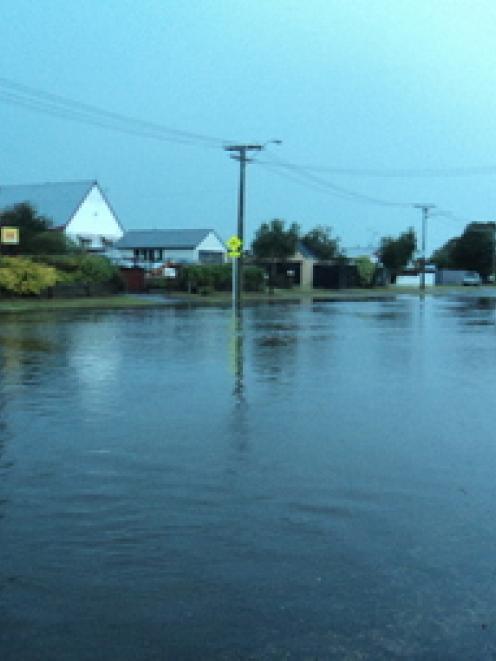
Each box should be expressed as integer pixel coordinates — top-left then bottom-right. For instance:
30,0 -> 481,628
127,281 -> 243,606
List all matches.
251,218 -> 496,282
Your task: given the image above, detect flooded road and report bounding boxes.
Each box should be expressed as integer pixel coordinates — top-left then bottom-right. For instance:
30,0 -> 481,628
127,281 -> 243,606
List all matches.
1,295 -> 496,659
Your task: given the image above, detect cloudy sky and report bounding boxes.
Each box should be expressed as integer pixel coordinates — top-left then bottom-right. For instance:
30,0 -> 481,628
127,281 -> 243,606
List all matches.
2,0 -> 496,253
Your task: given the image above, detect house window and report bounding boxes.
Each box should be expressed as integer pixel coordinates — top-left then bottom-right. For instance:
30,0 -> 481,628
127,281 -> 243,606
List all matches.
78,236 -> 92,250
199,250 -> 224,264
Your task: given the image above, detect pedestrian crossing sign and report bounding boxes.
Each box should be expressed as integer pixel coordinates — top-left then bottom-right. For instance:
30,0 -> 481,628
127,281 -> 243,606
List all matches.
227,235 -> 242,258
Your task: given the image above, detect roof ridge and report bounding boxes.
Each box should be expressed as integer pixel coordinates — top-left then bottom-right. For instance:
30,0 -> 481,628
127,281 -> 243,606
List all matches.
0,179 -> 96,190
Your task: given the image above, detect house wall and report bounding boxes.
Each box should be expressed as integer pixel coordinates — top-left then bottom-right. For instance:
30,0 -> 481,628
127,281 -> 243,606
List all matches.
116,231 -> 226,265
395,273 -> 436,287
194,232 -> 226,262
164,248 -> 196,263
300,259 -> 316,287
65,184 -> 124,249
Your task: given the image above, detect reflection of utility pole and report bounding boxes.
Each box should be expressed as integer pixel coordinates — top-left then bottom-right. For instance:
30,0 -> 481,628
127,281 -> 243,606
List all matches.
413,204 -> 435,290
225,140 -> 281,309
490,223 -> 496,282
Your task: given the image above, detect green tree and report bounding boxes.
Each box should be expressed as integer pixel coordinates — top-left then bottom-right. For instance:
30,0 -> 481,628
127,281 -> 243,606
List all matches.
431,237 -> 459,269
301,225 -> 340,260
431,223 -> 496,279
0,202 -> 71,255
252,219 -> 300,290
452,223 -> 495,278
378,228 -> 416,281
355,256 -> 376,287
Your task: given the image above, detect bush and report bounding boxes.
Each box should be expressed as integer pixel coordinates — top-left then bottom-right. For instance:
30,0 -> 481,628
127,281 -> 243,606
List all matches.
36,254 -> 121,286
179,264 -> 265,293
0,256 -> 59,295
180,264 -> 230,292
243,265 -> 265,291
355,256 -> 376,287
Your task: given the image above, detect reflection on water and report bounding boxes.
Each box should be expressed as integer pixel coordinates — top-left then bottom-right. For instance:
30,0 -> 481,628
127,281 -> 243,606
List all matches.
1,298 -> 496,659
229,309 -> 244,401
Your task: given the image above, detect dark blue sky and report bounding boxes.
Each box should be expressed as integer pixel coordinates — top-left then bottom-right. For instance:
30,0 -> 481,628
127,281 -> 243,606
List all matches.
2,0 -> 496,253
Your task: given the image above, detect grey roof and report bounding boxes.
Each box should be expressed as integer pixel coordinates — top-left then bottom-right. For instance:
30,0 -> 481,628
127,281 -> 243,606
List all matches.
296,240 -> 318,259
0,180 -> 96,228
343,245 -> 379,259
116,229 -> 223,250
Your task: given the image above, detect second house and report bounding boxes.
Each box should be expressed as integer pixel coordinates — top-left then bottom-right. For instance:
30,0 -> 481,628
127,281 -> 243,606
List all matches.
115,229 -> 226,269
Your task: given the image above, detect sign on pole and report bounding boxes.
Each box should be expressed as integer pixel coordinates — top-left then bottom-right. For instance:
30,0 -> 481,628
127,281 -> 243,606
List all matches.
1,227 -> 19,245
227,235 -> 242,258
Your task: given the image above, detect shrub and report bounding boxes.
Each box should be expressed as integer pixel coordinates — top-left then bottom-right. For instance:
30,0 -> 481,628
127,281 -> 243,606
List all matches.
243,266 -> 265,291
355,256 -> 376,287
0,256 -> 59,295
180,264 -> 230,292
36,254 -> 121,285
179,264 -> 265,293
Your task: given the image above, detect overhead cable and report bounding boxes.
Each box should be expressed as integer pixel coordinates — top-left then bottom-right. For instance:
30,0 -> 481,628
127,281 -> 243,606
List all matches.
0,77 -> 233,148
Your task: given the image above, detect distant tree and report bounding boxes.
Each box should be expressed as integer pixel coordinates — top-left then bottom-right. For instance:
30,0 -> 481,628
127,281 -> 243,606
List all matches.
0,202 -> 71,255
355,256 -> 376,287
252,219 -> 300,290
378,228 -> 416,281
452,222 -> 495,278
431,237 -> 459,269
431,222 -> 496,279
301,225 -> 340,260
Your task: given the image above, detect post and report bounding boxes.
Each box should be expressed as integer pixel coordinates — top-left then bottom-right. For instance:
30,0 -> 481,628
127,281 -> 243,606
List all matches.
421,207 -> 427,290
231,253 -> 237,308
492,224 -> 496,283
236,151 -> 246,309
225,144 -> 264,309
414,204 -> 435,291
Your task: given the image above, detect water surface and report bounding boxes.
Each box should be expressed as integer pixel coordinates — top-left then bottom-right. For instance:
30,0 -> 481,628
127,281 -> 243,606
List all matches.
1,295 -> 496,659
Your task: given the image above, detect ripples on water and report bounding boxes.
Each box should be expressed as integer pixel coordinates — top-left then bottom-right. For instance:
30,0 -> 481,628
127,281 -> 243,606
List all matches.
1,297 -> 496,659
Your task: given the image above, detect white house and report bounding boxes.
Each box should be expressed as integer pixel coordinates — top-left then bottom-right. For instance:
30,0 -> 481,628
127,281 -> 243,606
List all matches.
115,229 -> 226,268
0,180 -> 124,251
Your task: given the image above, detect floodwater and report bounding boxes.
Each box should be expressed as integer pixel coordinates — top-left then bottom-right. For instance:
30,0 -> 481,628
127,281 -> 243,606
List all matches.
1,295 -> 496,660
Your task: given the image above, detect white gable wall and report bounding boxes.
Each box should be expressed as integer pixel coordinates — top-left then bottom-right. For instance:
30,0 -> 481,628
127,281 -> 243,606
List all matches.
65,184 -> 124,249
194,232 -> 226,261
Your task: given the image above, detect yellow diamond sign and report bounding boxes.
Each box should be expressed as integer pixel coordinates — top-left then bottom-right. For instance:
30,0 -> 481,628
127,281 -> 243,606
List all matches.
227,235 -> 242,258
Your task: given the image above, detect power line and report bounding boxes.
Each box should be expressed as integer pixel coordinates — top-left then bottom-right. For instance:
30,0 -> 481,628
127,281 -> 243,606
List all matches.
256,157 -> 496,178
0,76 -> 233,148
259,149 -> 414,208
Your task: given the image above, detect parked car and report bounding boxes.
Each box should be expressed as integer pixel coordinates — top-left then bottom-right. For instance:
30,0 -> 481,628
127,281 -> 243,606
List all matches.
462,271 -> 482,286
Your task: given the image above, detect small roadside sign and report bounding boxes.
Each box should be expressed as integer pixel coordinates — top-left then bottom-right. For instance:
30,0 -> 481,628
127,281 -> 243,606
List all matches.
227,235 -> 242,258
1,227 -> 19,245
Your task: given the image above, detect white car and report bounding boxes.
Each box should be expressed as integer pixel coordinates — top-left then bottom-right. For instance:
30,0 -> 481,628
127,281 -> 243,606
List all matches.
462,272 -> 482,286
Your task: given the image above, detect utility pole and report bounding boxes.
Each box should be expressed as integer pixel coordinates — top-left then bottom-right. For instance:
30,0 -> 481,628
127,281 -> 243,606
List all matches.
224,144 -> 262,310
414,204 -> 435,290
225,140 -> 281,309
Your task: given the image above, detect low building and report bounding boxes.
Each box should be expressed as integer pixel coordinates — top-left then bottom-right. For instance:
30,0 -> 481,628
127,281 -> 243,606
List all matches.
115,229 -> 226,269
254,241 -> 319,288
0,180 -> 124,251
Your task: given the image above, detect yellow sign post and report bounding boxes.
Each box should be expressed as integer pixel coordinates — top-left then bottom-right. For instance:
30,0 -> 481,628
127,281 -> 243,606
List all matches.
227,235 -> 243,308
227,235 -> 242,259
1,227 -> 20,245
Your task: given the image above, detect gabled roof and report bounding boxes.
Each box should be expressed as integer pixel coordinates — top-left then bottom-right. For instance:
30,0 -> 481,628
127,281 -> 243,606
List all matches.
343,245 -> 379,260
0,180 -> 97,229
116,229 -> 223,250
296,240 -> 319,259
